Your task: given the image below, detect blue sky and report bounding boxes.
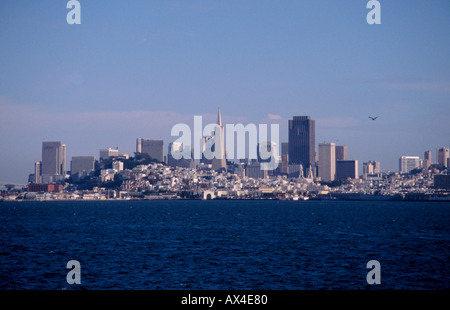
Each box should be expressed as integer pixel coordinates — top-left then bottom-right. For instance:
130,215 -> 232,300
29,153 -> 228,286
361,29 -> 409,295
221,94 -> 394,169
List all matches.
0,0 -> 449,183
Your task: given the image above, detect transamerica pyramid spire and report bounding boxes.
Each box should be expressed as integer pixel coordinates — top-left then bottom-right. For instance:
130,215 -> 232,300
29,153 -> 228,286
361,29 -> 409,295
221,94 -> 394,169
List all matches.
211,107 -> 226,171
217,107 -> 222,126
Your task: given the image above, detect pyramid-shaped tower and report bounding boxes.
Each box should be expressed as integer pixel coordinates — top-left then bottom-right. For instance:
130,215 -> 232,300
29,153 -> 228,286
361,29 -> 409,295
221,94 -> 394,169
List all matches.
211,108 -> 227,171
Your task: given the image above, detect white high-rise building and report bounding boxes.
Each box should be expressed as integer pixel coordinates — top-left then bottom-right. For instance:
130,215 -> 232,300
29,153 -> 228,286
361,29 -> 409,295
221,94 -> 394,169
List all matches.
100,147 -> 119,161
399,156 -> 420,173
318,142 -> 336,182
33,161 -> 41,184
99,147 -> 129,161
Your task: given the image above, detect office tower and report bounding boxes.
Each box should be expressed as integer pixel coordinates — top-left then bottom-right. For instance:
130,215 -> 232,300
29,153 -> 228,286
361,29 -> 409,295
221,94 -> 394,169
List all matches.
71,156 -> 96,177
281,155 -> 289,174
231,162 -> 245,178
363,160 -> 381,179
318,142 -> 336,181
288,116 -> 315,176
100,147 -> 119,161
136,138 -> 164,162
168,142 -> 194,168
336,160 -> 358,180
210,108 -> 227,171
99,147 -> 129,161
31,161 -> 42,184
373,161 -> 381,173
424,150 -> 432,162
281,143 -> 289,157
436,147 -> 449,168
399,156 -> 420,173
41,141 -> 66,176
257,141 -> 277,162
423,150 -> 432,169
335,145 -> 348,161
287,163 -> 302,178
363,160 -> 381,175
281,142 -> 289,174
245,160 -> 268,179
35,161 -> 41,183
168,141 -> 182,166
257,141 -> 278,175
200,135 -> 213,165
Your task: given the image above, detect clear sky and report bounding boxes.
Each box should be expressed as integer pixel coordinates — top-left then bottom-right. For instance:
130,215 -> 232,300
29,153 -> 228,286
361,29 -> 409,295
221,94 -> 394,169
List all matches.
0,0 -> 449,183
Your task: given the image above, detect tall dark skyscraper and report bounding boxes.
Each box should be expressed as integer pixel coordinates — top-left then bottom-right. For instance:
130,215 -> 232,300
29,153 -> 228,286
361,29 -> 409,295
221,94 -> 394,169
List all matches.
288,116 -> 315,174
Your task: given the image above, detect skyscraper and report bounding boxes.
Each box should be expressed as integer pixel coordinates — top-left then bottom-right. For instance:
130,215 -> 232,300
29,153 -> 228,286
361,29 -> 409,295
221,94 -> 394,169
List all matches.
71,156 -> 96,178
136,138 -> 164,162
41,141 -> 66,176
335,145 -> 348,161
211,108 -> 227,171
436,147 -> 449,168
423,150 -> 432,169
33,161 -> 41,184
200,135 -> 213,166
363,160 -> 381,175
399,156 -> 420,173
336,160 -> 358,180
245,160 -> 268,179
257,141 -> 276,163
99,147 -> 129,161
288,116 -> 315,176
281,142 -> 289,158
100,147 -> 119,161
168,142 -> 194,168
318,142 -> 335,182
281,142 -> 289,174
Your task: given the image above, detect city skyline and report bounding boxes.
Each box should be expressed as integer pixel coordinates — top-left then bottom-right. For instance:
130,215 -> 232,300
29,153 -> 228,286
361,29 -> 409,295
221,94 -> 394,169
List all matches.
1,1 -> 449,183
23,114 -> 450,186
2,107 -> 450,184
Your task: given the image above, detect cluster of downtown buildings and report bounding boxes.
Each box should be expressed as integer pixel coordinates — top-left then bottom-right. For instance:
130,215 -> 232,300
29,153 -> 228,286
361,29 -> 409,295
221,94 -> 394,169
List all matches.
2,109 -> 449,201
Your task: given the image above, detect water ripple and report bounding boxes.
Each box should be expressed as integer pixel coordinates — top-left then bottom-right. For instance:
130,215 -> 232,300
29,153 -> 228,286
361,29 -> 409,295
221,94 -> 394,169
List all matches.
0,200 -> 449,289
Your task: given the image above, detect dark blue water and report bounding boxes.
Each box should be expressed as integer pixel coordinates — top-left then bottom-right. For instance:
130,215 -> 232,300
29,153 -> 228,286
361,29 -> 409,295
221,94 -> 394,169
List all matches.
0,200 -> 449,290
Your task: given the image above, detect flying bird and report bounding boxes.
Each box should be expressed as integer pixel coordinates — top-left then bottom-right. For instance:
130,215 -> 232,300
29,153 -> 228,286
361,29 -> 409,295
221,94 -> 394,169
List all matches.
368,116 -> 379,121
